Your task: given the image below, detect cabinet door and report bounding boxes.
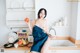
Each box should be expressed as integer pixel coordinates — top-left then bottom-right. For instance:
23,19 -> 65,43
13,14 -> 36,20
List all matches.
5,50 -> 25,53
49,50 -> 56,53
56,50 -> 80,53
6,0 -> 35,27
6,0 -> 34,8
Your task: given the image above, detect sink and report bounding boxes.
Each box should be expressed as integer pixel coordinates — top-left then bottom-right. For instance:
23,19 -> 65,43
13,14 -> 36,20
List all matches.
49,40 -> 76,47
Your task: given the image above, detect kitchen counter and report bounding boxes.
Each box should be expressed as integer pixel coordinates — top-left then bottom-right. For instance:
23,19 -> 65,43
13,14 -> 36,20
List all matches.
1,42 -> 80,53
3,36 -> 80,52
1,36 -> 80,53
4,43 -> 33,50
49,44 -> 80,50
3,42 -> 80,50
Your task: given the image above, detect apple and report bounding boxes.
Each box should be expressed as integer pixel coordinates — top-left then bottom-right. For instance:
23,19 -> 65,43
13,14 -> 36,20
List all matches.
18,39 -> 23,45
24,18 -> 29,23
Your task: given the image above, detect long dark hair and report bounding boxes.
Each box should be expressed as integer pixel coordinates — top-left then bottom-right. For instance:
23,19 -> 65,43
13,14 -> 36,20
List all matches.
38,8 -> 47,19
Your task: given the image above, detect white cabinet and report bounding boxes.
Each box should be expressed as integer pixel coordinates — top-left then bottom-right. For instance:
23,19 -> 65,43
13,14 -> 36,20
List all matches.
56,50 -> 80,53
50,50 -> 80,53
50,50 -> 56,53
6,0 -> 34,9
6,0 -> 35,27
4,50 -> 30,53
4,50 -> 25,53
2,49 -> 80,53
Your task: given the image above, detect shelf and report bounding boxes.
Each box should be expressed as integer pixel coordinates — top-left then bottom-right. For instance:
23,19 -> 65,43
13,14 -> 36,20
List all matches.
6,19 -> 33,21
6,21 -> 27,27
6,0 -> 35,9
7,8 -> 35,12
6,0 -> 35,28
6,11 -> 35,20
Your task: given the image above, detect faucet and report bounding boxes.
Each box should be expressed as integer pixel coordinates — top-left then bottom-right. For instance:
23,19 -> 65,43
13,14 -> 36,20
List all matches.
49,27 -> 56,35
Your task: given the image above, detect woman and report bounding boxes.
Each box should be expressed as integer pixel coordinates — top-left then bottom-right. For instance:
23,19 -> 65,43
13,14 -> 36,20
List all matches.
25,8 -> 52,53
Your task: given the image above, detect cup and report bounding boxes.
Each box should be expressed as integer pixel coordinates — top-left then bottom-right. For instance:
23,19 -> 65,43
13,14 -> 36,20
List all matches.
14,43 -> 18,48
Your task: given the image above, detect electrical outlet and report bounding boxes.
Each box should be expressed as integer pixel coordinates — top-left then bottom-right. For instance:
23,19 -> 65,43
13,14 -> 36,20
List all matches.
0,48 -> 4,53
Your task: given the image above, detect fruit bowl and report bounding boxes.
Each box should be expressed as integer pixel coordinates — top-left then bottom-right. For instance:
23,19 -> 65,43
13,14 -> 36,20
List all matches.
18,38 -> 29,47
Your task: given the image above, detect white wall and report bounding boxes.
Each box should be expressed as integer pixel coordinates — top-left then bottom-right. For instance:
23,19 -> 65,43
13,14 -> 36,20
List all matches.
76,2 -> 80,40
0,0 -> 10,47
70,2 -> 78,39
35,0 -> 71,36
35,0 -> 71,25
70,2 -> 80,40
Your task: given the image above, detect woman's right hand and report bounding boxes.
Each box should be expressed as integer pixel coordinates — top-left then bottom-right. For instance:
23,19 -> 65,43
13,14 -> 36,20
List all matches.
24,18 -> 32,33
24,18 -> 30,25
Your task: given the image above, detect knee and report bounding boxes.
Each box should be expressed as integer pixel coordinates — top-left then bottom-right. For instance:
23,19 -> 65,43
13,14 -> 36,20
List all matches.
41,47 -> 46,53
41,49 -> 44,53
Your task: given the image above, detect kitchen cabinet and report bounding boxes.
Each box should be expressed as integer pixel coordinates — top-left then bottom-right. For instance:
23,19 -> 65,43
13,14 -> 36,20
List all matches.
50,50 -> 80,53
2,46 -> 31,53
2,49 -> 80,53
4,50 -> 25,53
6,0 -> 35,27
56,50 -> 80,53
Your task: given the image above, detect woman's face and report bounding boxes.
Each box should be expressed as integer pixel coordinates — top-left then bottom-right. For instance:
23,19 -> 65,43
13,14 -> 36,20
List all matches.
39,10 -> 45,19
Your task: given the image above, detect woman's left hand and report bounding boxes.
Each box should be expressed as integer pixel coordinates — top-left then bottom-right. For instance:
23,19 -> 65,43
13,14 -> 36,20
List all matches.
48,34 -> 56,40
